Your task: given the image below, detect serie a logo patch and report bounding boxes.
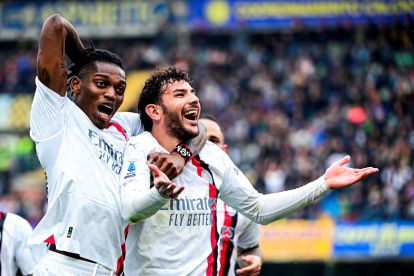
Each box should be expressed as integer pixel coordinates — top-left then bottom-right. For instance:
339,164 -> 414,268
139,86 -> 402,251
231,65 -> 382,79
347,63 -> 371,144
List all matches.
124,162 -> 136,179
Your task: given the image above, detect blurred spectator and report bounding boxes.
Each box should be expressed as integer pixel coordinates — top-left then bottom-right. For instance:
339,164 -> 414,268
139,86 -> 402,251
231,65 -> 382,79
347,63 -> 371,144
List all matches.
0,18 -> 413,224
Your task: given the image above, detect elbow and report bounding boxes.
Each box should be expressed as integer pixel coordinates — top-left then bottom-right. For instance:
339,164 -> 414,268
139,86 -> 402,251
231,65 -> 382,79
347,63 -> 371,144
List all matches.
44,14 -> 65,31
253,218 -> 272,225
250,212 -> 283,225
121,202 -> 137,224
41,14 -> 67,41
121,209 -> 140,225
121,198 -> 146,224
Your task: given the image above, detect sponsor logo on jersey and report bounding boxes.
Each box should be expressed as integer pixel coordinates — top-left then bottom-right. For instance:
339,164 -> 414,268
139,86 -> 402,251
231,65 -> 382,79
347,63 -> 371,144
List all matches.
159,196 -> 217,227
89,129 -> 124,174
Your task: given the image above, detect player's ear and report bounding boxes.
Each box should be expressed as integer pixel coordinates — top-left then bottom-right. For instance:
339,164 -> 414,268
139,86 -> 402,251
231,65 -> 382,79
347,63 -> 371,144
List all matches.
71,76 -> 81,96
145,104 -> 162,121
223,144 -> 229,153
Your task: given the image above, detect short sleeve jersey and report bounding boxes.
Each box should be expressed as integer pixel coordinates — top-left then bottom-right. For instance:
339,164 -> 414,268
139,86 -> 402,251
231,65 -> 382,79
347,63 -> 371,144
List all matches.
29,77 -> 143,271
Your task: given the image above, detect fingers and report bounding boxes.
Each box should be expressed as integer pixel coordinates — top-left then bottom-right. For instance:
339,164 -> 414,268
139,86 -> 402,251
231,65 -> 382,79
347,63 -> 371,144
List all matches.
159,183 -> 185,198
170,185 -> 185,198
354,167 -> 379,181
147,152 -> 184,179
147,152 -> 160,165
236,267 -> 260,276
148,163 -> 162,178
236,255 -> 261,276
335,155 -> 351,167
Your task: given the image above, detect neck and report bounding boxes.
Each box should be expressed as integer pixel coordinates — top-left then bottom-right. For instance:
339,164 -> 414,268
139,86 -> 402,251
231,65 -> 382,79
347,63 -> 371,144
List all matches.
151,123 -> 181,152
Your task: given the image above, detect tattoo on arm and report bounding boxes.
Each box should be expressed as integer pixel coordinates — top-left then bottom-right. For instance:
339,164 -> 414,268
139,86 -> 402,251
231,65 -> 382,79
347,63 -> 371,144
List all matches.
39,68 -> 51,87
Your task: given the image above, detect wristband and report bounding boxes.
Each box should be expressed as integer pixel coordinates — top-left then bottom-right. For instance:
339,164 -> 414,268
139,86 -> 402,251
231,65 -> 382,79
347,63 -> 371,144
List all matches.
173,144 -> 193,163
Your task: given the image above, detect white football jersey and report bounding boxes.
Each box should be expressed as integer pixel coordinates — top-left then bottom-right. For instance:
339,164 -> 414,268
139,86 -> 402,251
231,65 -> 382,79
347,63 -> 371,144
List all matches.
121,133 -> 328,275
0,212 -> 43,275
29,77 -> 143,272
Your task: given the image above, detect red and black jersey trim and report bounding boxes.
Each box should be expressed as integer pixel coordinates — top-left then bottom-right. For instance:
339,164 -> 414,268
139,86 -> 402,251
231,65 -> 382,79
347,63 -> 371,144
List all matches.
192,156 -> 220,276
116,225 -> 129,276
105,122 -> 127,140
219,205 -> 238,276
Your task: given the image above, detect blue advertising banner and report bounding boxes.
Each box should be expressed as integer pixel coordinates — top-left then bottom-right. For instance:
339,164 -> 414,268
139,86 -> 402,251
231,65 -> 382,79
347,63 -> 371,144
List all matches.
333,221 -> 414,258
0,1 -> 169,39
185,0 -> 414,30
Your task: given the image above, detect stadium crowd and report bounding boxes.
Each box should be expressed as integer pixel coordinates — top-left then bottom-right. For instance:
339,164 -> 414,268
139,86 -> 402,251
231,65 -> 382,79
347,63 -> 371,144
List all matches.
0,18 -> 413,224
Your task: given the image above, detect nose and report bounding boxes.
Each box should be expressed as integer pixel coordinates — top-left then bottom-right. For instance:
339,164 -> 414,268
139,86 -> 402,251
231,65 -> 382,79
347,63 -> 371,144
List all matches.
189,93 -> 199,105
105,87 -> 116,101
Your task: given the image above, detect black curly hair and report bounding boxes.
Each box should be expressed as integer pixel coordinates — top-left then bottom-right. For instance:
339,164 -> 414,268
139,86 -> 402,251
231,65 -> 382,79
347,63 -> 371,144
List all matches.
67,43 -> 124,93
138,66 -> 192,131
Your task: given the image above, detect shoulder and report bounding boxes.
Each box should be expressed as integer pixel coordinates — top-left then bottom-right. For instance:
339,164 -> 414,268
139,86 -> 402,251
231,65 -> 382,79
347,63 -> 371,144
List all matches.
110,112 -> 142,138
199,141 -> 231,165
126,132 -> 162,155
111,112 -> 140,124
5,213 -> 33,234
201,141 -> 227,156
128,131 -> 154,145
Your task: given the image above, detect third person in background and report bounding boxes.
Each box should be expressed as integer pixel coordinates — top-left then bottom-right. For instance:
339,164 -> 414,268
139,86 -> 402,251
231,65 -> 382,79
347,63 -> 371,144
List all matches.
201,115 -> 262,276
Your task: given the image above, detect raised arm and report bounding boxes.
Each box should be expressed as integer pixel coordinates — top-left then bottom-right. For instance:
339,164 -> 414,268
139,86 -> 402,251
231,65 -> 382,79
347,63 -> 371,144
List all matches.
37,14 -> 85,95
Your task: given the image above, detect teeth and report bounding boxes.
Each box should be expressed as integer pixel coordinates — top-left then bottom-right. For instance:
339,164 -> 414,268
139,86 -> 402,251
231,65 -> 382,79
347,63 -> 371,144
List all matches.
184,110 -> 198,116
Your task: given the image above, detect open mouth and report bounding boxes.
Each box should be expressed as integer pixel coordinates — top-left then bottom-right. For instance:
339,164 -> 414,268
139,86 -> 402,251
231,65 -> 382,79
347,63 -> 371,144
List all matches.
184,109 -> 198,121
98,103 -> 114,119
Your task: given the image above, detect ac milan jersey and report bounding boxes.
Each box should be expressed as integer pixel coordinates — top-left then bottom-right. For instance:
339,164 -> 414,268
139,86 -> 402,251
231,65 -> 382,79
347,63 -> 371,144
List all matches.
121,132 -> 329,275
29,77 -> 143,271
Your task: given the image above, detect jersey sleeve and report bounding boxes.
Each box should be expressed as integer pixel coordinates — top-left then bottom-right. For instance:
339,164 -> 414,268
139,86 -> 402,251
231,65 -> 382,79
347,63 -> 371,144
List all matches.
30,77 -> 68,142
12,215 -> 38,275
218,151 -> 330,225
236,216 -> 260,251
119,133 -> 168,224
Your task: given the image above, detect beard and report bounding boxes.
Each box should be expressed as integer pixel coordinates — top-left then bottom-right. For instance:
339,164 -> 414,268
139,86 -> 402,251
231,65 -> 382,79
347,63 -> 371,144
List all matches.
161,103 -> 198,141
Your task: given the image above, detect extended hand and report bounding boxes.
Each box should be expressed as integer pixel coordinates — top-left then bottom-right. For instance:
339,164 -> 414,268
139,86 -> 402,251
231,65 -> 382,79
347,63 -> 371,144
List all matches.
236,255 -> 262,276
148,152 -> 185,179
148,163 -> 184,199
324,155 -> 378,190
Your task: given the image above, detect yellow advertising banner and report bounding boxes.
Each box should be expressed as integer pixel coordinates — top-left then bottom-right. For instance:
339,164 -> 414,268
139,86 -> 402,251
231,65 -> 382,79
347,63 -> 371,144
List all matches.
259,216 -> 334,261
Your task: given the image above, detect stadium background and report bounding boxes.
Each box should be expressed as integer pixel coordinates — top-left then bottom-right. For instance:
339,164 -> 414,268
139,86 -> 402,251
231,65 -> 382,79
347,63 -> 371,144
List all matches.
0,0 -> 413,275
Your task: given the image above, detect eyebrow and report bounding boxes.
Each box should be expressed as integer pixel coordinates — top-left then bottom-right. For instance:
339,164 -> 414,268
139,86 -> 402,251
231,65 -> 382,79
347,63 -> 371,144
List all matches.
94,73 -> 126,84
173,88 -> 195,93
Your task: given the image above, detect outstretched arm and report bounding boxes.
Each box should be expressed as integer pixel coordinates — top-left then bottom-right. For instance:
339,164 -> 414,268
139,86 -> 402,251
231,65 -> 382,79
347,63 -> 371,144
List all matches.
37,14 -> 85,95
220,155 -> 378,225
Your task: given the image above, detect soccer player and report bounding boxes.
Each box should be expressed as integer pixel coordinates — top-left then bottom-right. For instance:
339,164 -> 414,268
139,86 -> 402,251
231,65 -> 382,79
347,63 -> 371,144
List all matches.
30,15 -> 204,275
120,66 -> 378,275
201,116 -> 262,276
0,211 -> 44,275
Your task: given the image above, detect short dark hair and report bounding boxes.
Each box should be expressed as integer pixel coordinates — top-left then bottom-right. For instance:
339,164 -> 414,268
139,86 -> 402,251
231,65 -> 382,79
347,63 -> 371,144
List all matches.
68,48 -> 124,91
201,114 -> 220,125
138,66 -> 192,131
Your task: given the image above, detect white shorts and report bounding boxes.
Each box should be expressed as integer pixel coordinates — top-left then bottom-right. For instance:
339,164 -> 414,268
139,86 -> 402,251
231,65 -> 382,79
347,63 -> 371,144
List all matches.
33,250 -> 116,276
